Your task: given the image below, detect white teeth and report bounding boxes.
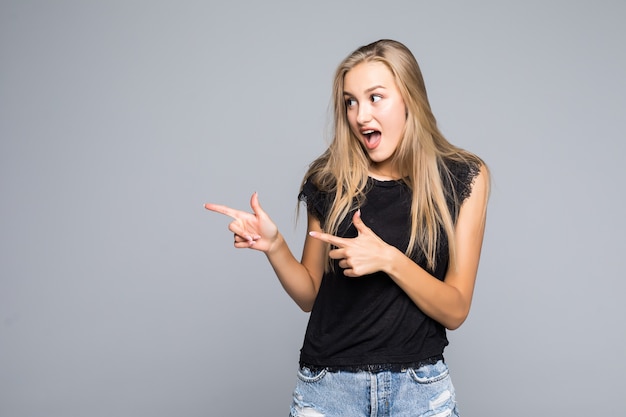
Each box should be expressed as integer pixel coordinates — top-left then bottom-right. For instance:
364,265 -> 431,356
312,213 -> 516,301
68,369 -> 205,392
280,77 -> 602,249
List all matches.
362,130 -> 375,135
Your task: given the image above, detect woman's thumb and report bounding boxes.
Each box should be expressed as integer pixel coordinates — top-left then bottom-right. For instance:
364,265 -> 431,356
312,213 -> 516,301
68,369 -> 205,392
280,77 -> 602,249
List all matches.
352,209 -> 368,233
250,192 -> 264,215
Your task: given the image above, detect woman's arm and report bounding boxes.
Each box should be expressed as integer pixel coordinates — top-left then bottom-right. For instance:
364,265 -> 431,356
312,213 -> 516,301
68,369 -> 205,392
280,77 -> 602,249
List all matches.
265,212 -> 326,312
385,165 -> 489,329
205,193 -> 326,312
309,165 -> 489,329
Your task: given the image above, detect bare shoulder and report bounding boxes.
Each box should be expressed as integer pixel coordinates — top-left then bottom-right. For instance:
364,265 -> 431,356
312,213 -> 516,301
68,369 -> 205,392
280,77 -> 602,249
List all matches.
458,163 -> 490,228
473,163 -> 490,198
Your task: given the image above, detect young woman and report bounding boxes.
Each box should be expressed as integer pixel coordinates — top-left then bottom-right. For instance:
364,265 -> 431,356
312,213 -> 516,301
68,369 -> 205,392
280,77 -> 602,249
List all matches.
205,39 -> 489,417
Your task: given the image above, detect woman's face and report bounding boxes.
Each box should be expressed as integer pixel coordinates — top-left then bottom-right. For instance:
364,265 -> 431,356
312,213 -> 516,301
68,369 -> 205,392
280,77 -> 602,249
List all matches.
343,61 -> 407,179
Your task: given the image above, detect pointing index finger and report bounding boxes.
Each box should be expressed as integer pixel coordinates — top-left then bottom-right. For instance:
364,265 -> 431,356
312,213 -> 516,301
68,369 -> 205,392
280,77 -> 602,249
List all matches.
204,203 -> 241,220
308,231 -> 347,247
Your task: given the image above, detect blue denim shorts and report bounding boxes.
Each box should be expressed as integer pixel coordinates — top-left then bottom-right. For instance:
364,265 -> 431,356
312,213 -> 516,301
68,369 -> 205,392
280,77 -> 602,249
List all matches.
289,360 -> 459,417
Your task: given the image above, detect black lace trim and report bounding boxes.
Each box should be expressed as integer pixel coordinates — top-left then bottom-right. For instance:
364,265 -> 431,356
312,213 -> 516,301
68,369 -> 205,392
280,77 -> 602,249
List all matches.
300,354 -> 444,374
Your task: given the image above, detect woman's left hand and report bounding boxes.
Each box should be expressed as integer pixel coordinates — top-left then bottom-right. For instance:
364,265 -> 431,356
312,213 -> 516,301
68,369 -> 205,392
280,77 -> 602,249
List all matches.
308,210 -> 394,277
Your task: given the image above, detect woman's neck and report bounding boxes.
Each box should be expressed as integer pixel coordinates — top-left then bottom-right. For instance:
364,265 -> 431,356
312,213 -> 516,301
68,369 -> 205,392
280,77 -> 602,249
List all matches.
368,165 -> 401,181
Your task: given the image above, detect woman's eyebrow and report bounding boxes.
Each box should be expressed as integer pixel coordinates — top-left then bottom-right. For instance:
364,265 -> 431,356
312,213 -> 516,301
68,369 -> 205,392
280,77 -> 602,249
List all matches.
343,85 -> 386,96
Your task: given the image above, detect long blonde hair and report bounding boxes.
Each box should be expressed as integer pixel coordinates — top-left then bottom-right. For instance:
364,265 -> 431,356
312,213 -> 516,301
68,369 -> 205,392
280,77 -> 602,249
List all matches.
302,39 -> 486,271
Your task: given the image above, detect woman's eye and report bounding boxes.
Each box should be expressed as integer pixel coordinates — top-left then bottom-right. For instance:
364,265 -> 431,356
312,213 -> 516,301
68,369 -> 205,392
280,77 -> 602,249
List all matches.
345,98 -> 357,107
371,94 -> 382,103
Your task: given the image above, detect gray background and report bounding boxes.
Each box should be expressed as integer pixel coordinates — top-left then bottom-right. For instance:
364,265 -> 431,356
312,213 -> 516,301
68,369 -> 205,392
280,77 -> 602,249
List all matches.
1,1 -> 624,416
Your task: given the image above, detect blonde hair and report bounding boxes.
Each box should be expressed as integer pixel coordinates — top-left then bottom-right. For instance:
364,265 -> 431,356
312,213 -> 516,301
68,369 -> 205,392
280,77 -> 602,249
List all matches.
302,39 -> 487,271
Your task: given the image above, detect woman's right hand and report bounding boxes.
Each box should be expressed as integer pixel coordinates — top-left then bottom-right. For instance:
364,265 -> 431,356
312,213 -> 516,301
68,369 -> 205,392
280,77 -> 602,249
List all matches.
204,192 -> 280,253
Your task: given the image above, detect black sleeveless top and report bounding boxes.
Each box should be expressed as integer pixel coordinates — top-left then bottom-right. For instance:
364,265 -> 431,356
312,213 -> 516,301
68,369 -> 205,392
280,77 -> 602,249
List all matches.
298,159 -> 480,372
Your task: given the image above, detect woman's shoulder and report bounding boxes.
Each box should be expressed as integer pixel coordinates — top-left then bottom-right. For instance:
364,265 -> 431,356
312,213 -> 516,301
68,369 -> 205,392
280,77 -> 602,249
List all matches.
299,173 -> 335,224
441,154 -> 484,204
300,172 -> 334,196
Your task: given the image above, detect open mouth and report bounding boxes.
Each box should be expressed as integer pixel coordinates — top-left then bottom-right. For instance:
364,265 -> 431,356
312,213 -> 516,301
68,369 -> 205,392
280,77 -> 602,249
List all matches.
362,130 -> 382,150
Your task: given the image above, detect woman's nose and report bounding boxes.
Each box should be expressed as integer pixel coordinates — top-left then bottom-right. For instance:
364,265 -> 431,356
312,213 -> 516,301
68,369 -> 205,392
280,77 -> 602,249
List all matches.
356,104 -> 372,125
